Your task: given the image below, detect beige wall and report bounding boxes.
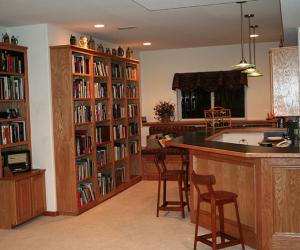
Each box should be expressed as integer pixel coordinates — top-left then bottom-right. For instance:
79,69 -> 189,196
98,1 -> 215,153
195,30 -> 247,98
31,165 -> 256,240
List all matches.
139,42 -> 277,146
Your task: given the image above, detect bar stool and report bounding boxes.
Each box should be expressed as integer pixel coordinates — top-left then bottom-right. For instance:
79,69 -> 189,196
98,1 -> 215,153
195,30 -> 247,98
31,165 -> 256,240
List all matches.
154,152 -> 190,218
191,171 -> 245,250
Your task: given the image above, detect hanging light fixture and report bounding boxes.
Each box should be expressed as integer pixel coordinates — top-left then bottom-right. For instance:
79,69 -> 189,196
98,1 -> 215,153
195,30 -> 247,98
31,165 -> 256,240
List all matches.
233,1 -> 254,69
248,24 -> 263,77
242,14 -> 256,74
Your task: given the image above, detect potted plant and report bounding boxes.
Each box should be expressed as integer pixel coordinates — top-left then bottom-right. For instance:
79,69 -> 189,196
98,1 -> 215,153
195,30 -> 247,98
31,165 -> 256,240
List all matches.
154,101 -> 175,122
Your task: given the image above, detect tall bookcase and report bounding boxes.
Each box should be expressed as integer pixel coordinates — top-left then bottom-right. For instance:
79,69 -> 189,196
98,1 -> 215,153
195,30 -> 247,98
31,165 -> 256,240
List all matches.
50,45 -> 142,214
0,42 -> 46,229
0,42 -> 31,176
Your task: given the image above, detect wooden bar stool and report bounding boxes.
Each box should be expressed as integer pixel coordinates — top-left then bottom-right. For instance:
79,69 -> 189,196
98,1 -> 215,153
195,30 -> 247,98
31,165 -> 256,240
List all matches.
154,152 -> 190,218
191,171 -> 245,250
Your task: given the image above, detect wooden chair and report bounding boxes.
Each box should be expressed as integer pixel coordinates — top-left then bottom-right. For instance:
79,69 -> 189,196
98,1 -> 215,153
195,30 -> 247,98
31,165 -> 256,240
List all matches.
191,171 -> 245,250
154,152 -> 190,218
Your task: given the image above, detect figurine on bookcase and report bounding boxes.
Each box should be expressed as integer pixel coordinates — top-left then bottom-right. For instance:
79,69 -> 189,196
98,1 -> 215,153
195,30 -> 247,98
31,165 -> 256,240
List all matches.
126,47 -> 133,59
79,35 -> 88,49
2,33 -> 10,43
70,34 -> 77,45
88,36 -> 96,50
97,44 -> 104,53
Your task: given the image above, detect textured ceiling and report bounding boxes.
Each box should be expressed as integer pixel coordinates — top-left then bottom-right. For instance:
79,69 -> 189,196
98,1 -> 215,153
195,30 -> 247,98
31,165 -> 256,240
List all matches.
0,0 -> 284,50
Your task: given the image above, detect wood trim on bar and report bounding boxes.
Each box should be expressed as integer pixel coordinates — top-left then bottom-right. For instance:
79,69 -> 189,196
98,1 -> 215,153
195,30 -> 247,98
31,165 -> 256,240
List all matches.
143,119 -> 277,127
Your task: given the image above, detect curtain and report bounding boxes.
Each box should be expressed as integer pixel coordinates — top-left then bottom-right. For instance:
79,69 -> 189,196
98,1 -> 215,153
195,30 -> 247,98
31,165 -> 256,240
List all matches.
172,70 -> 247,91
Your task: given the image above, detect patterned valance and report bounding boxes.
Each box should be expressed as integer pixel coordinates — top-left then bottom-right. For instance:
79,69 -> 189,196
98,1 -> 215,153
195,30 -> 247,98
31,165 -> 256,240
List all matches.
172,70 -> 247,92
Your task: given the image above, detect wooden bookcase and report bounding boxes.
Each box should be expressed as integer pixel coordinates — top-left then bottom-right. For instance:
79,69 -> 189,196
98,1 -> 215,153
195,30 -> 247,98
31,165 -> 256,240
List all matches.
0,42 -> 32,176
0,43 -> 46,229
50,45 -> 142,214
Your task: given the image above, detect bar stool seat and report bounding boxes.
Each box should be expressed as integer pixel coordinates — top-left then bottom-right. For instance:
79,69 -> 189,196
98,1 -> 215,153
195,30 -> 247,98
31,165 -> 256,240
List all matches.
191,171 -> 245,250
154,152 -> 189,218
201,191 -> 238,202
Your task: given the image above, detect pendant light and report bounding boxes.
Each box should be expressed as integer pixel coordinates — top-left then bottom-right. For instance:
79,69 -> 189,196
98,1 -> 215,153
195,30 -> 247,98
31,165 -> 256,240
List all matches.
233,1 -> 253,69
247,25 -> 263,77
242,14 -> 256,74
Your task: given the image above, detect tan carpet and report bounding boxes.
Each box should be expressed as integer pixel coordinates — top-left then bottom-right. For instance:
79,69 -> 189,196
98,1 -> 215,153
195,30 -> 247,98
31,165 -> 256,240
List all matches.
0,181 -> 253,250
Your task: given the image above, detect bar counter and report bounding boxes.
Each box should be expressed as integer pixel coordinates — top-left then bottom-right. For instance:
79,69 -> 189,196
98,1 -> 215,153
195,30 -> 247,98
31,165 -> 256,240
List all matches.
166,127 -> 300,250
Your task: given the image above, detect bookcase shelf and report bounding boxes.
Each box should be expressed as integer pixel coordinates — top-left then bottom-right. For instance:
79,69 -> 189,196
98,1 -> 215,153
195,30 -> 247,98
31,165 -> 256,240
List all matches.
50,45 -> 141,215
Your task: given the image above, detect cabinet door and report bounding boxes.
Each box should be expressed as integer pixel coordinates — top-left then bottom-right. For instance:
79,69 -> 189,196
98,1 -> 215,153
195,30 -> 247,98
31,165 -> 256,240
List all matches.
271,47 -> 300,116
15,178 -> 32,224
31,172 -> 46,216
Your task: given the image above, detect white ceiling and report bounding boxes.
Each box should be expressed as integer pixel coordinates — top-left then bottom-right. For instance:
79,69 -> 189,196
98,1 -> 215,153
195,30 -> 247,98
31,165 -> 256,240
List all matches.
0,0 -> 296,50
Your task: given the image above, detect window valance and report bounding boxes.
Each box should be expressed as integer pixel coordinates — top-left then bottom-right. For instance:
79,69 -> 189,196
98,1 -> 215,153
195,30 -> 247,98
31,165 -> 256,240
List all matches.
172,70 -> 247,92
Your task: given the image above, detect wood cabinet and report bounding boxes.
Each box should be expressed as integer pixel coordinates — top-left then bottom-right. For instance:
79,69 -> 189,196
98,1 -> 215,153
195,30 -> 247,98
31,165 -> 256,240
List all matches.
0,169 -> 46,229
50,45 -> 142,215
270,46 -> 299,116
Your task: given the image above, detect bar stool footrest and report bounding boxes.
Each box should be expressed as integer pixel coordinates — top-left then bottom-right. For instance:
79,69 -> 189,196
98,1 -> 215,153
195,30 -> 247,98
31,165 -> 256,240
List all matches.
196,232 -> 242,249
163,201 -> 186,206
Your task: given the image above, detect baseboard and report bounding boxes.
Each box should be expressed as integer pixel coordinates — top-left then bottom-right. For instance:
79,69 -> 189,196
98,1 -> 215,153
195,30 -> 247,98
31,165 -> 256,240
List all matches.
43,211 -> 59,216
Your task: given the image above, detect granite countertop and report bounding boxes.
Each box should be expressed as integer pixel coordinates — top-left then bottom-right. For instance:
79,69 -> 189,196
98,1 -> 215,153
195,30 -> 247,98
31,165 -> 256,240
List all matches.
166,129 -> 300,158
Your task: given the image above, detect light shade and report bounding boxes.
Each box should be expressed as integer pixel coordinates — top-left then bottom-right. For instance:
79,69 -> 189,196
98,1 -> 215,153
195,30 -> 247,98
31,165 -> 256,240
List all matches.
247,68 -> 263,77
242,66 -> 256,74
233,58 -> 254,69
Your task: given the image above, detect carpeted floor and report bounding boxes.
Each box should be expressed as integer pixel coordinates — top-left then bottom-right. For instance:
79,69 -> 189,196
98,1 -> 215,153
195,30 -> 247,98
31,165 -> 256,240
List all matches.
0,181 -> 253,250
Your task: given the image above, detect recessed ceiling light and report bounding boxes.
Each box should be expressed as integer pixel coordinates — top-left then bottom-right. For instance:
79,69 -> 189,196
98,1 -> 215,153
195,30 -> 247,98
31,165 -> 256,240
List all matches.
143,42 -> 151,46
94,24 -> 105,28
250,34 -> 259,38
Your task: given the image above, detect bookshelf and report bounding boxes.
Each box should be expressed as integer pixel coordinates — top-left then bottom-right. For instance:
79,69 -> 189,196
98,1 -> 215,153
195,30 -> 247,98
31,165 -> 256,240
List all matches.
50,45 -> 141,214
0,43 -> 32,176
0,43 -> 46,228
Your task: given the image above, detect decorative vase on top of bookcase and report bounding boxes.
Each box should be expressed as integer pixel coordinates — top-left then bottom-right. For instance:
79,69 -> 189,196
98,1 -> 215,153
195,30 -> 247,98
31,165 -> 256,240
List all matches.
50,45 -> 142,215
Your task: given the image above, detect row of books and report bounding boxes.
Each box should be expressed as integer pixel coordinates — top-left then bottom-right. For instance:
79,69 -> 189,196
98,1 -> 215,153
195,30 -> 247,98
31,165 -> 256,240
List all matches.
95,102 -> 107,121
94,61 -> 108,77
98,170 -> 114,195
128,140 -> 138,154
72,54 -> 89,74
114,143 -> 126,160
128,122 -> 139,136
94,82 -> 107,99
126,66 -> 137,80
111,63 -> 123,78
75,131 -> 93,156
112,83 -> 125,99
97,147 -> 108,166
77,181 -> 96,206
113,104 -> 125,119
73,78 -> 90,99
0,76 -> 24,100
74,105 -> 91,123
115,165 -> 126,187
113,124 -> 126,140
126,85 -> 137,98
76,158 -> 94,181
0,121 -> 26,145
96,126 -> 110,143
0,50 -> 23,73
128,104 -> 138,118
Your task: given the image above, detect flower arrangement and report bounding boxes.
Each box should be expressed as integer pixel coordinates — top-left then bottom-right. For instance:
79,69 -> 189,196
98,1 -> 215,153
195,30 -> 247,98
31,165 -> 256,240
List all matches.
154,101 -> 175,122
